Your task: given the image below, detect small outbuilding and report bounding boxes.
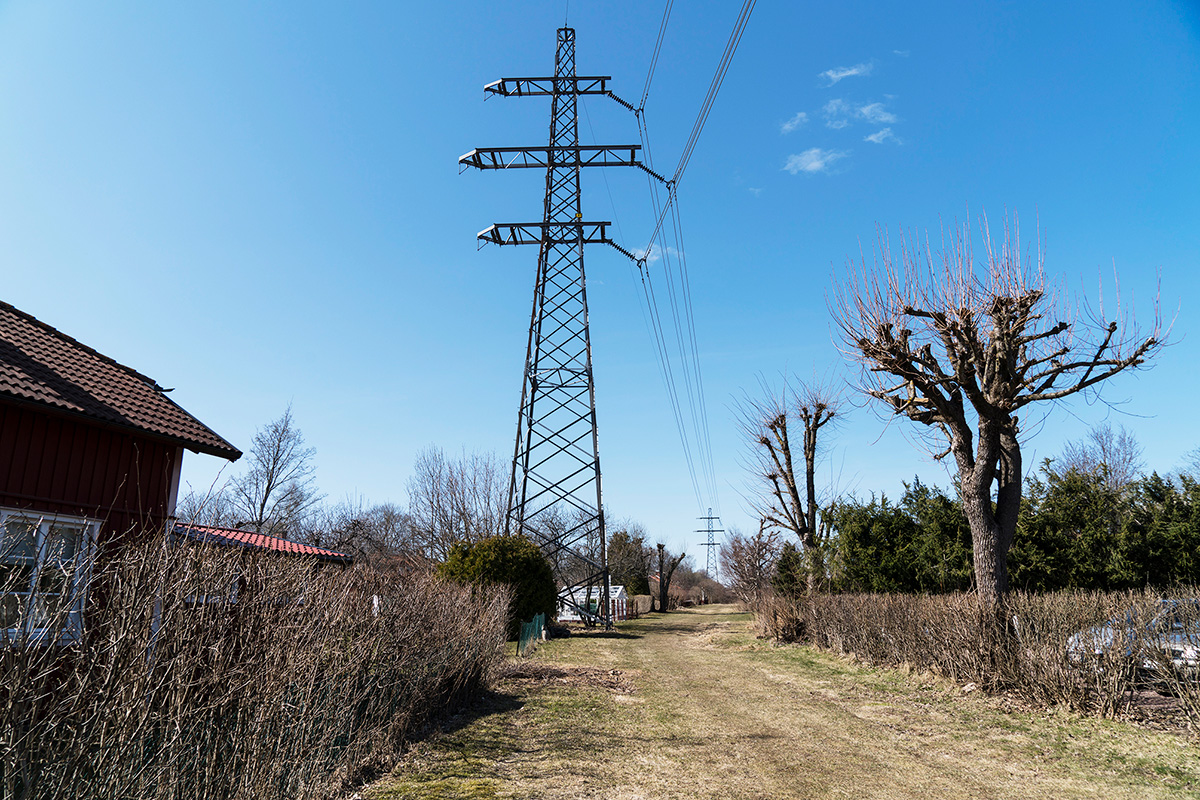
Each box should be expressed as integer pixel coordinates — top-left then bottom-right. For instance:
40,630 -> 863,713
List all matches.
557,583 -> 629,622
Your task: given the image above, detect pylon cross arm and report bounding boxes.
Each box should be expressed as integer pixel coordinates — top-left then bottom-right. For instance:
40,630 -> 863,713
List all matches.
458,145 -> 644,171
475,222 -> 643,265
477,222 -> 612,247
485,75 -> 613,97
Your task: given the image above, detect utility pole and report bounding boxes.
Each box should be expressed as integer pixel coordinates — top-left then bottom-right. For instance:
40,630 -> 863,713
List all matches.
461,28 -> 662,627
696,508 -> 724,583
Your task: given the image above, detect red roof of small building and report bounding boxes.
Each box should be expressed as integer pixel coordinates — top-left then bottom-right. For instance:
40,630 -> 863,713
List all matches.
0,300 -> 240,459
174,523 -> 352,564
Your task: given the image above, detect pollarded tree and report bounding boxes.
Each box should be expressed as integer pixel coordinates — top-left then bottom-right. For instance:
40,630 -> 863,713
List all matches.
655,543 -> 686,612
832,215 -> 1161,607
738,378 -> 840,593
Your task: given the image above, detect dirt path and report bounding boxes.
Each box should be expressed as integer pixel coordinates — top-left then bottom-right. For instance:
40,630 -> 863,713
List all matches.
367,606 -> 1200,799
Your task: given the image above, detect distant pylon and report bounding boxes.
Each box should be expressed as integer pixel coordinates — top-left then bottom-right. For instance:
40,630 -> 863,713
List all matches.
460,28 -> 662,627
696,508 -> 724,581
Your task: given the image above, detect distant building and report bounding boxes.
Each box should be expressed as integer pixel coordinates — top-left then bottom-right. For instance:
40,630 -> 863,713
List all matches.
557,583 -> 629,622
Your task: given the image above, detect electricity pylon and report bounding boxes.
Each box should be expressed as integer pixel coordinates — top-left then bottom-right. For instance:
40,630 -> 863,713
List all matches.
696,508 -> 724,581
460,28 -> 662,627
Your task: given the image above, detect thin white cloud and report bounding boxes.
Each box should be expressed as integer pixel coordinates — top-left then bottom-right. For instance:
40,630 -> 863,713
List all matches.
820,62 -> 873,86
784,148 -> 848,175
864,127 -> 899,144
858,103 -> 897,124
748,187 -> 763,196
823,99 -> 852,129
824,99 -> 898,129
633,244 -> 679,264
893,49 -> 910,57
780,111 -> 808,134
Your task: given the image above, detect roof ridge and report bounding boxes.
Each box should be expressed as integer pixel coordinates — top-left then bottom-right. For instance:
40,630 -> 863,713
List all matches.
0,299 -> 242,460
174,522 -> 351,561
0,299 -> 164,389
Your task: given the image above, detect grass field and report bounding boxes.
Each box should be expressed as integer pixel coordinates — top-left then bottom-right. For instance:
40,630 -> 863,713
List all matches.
365,605 -> 1200,799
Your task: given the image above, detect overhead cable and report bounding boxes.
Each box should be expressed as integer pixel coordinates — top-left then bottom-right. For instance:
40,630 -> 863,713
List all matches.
639,0 -> 675,112
620,0 -> 755,516
642,0 -> 755,256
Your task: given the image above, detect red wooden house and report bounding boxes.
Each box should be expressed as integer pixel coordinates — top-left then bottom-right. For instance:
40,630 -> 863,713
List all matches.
0,300 -> 241,641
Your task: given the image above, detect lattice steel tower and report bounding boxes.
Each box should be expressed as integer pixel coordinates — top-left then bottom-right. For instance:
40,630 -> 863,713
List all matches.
696,508 -> 724,581
460,28 -> 660,626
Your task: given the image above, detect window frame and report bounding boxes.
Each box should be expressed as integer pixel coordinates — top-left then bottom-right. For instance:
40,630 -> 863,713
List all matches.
0,508 -> 99,646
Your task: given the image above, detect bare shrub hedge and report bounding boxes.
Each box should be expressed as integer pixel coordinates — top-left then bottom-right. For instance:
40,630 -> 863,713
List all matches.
1,540 -> 509,800
760,589 -> 1198,719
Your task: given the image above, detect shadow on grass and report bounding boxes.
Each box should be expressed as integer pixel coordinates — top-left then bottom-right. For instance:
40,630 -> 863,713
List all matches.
350,686 -> 524,789
627,618 -> 724,635
571,629 -> 644,640
399,686 -> 524,761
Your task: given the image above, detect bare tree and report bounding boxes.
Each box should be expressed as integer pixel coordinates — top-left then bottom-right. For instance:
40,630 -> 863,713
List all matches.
1058,421 -> 1144,493
831,214 -> 1162,606
738,378 -> 839,593
175,483 -> 236,528
719,522 -> 781,609
668,559 -> 733,605
230,406 -> 322,535
305,498 -> 415,563
405,446 -> 506,560
1183,447 -> 1200,479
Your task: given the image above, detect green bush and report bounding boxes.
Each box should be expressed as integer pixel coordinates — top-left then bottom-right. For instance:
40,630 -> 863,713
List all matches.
773,542 -> 806,598
439,535 -> 556,638
827,479 -> 973,593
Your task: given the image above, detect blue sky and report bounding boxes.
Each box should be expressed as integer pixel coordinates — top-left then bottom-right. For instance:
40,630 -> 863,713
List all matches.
2,1 -> 1198,559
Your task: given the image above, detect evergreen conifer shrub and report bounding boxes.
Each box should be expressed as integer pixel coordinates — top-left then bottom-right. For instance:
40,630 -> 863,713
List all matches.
439,535 -> 556,638
773,542 -> 806,598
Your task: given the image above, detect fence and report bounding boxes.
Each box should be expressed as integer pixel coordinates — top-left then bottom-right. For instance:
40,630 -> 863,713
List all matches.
517,612 -> 546,657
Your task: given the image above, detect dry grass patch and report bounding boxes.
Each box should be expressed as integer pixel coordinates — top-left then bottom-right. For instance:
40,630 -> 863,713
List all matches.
367,606 -> 1200,800
502,662 -> 639,694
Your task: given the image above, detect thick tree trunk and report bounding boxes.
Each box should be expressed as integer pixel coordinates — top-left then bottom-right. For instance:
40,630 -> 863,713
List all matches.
994,421 -> 1022,571
803,423 -> 819,595
965,509 -> 1006,606
955,415 -> 1023,608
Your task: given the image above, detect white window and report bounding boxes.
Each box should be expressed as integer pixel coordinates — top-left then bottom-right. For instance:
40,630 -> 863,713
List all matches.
0,509 -> 99,645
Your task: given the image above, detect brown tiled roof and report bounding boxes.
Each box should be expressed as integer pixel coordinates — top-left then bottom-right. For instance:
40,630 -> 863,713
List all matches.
0,300 -> 241,460
174,523 -> 352,564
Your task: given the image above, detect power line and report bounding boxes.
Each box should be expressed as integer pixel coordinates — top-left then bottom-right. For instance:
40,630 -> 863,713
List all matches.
640,0 -> 674,112
674,0 -> 755,185
642,0 -> 756,254
600,0 -> 752,519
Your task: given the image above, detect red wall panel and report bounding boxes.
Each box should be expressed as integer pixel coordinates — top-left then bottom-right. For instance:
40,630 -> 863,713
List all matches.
0,402 -> 183,546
